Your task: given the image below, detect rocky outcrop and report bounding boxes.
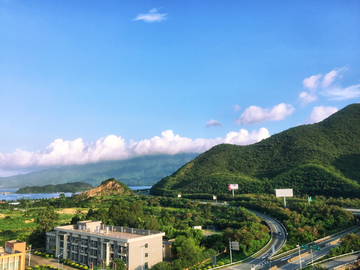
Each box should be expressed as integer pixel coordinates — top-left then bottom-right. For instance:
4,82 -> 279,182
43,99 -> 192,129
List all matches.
82,178 -> 133,197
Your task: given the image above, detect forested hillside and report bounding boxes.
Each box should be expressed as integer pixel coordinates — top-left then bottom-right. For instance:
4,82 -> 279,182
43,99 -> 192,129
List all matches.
16,182 -> 93,194
151,104 -> 360,197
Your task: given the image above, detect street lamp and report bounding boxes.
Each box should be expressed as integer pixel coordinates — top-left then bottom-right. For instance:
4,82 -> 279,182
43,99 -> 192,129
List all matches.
28,245 -> 32,266
58,253 -> 63,270
296,245 -> 302,269
140,245 -> 145,270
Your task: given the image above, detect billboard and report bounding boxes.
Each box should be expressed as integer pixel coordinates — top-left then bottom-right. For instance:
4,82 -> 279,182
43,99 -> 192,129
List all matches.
275,189 -> 293,197
228,184 -> 239,190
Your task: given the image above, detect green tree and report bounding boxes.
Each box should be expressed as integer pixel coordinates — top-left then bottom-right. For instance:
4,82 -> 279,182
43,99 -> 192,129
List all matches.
109,258 -> 126,270
36,206 -> 60,232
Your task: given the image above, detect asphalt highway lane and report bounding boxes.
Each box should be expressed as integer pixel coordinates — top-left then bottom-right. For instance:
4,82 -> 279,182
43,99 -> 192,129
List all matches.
223,210 -> 286,270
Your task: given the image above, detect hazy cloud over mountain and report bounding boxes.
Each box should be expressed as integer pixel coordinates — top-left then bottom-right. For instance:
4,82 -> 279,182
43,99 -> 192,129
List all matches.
0,128 -> 269,174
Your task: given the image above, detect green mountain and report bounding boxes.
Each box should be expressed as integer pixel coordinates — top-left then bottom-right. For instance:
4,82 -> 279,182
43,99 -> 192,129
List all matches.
0,153 -> 198,188
151,104 -> 360,198
16,182 -> 93,194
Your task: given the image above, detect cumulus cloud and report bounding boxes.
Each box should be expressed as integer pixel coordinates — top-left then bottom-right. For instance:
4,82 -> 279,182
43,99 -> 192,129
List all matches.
235,103 -> 295,125
206,120 -> 222,127
134,8 -> 167,22
322,67 -> 346,88
303,74 -> 322,91
0,129 -> 270,172
298,91 -> 317,105
303,106 -> 338,124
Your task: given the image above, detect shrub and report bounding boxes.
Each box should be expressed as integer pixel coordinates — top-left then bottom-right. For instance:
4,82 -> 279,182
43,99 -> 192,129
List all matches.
27,268 -> 32,270
84,266 -> 88,270
207,266 -> 212,269
75,264 -> 79,267
34,266 -> 40,269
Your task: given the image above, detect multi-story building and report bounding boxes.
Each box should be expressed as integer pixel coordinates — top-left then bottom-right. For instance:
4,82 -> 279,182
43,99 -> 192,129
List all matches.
46,221 -> 165,270
0,240 -> 26,270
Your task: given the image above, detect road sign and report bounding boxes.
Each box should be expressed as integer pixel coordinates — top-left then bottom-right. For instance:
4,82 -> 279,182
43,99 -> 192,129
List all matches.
301,244 -> 309,250
312,246 -> 320,251
231,241 -> 239,251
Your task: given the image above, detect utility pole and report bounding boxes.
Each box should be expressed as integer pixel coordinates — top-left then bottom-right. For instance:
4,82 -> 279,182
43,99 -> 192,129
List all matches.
296,245 -> 302,269
229,241 -> 232,263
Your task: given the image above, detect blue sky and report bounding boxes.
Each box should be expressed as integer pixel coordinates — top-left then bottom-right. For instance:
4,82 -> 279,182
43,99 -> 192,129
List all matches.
0,0 -> 359,176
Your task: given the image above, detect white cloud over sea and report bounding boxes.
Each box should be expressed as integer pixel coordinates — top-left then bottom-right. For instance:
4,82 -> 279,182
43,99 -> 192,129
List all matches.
0,128 -> 270,175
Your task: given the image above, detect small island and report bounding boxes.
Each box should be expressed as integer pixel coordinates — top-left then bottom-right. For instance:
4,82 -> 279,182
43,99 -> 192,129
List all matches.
16,182 -> 94,194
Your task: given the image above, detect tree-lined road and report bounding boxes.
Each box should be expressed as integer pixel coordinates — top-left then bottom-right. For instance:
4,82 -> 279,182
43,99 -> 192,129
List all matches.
223,210 -> 286,270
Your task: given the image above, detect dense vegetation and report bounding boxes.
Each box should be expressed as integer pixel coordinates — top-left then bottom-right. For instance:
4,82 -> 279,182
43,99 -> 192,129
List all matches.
151,104 -> 360,197
16,182 -> 94,194
231,194 -> 356,249
0,153 -> 198,188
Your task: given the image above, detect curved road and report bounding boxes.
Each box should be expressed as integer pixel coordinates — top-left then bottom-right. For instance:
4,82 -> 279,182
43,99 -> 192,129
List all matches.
223,210 -> 286,270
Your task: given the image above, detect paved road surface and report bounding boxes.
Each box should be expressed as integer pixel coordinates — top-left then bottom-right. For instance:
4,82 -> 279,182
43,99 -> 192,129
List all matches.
222,210 -> 286,270
320,254 -> 358,269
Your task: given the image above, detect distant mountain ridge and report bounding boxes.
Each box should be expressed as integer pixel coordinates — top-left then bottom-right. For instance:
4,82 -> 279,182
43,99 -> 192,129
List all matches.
0,153 -> 198,188
151,104 -> 360,198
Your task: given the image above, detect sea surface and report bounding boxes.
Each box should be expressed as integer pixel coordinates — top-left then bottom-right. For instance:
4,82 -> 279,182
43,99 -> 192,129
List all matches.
0,186 -> 152,201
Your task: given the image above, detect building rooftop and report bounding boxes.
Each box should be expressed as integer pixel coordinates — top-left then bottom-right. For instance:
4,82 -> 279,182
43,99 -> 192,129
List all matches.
52,220 -> 164,241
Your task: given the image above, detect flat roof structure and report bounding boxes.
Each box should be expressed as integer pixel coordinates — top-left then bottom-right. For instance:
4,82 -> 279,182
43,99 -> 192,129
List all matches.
47,221 -> 165,270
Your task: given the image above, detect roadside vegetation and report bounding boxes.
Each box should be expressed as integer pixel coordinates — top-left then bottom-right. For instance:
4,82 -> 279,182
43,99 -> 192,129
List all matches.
1,179 -> 359,270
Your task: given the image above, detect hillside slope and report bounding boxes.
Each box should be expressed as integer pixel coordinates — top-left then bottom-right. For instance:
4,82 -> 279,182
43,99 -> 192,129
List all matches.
151,104 -> 360,197
0,153 -> 198,188
81,178 -> 134,197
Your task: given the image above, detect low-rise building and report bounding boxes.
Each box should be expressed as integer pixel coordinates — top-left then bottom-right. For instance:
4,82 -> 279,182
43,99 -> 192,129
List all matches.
0,240 -> 26,270
46,221 -> 165,270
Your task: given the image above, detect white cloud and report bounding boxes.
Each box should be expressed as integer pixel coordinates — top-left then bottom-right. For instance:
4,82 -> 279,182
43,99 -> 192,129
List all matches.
300,67 -> 359,103
224,128 -> 270,145
303,106 -> 338,124
134,8 -> 167,22
233,104 -> 241,112
322,84 -> 360,101
0,129 -> 270,172
303,74 -> 322,91
298,91 -> 317,105
235,103 -> 295,125
206,120 -> 222,127
322,67 -> 346,88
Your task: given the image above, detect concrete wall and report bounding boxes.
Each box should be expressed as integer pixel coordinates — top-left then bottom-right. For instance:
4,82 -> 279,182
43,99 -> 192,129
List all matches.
128,236 -> 163,270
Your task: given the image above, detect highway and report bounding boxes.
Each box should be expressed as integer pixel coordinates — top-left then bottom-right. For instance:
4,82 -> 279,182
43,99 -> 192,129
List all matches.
267,226 -> 358,270
319,254 -> 359,269
222,210 -> 286,270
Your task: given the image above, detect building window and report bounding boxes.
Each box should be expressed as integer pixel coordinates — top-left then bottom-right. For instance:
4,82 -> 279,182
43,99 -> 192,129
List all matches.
145,253 -> 148,257
9,262 -> 13,269
144,243 -> 148,248
144,262 -> 148,269
4,263 -> 8,270
15,261 -> 19,268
